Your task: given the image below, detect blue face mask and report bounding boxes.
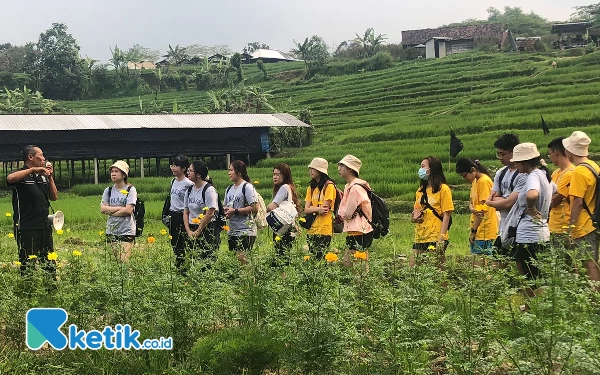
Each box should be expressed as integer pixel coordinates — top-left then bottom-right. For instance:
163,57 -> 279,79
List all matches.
418,167 -> 429,180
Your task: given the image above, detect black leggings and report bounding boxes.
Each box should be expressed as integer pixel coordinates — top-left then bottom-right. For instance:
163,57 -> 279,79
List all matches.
272,231 -> 295,267
511,242 -> 546,281
307,235 -> 332,260
168,212 -> 187,271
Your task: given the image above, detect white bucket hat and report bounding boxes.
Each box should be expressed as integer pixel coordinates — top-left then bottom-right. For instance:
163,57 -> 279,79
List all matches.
562,131 -> 590,157
308,158 -> 329,175
338,155 -> 362,175
110,160 -> 130,176
510,143 -> 540,162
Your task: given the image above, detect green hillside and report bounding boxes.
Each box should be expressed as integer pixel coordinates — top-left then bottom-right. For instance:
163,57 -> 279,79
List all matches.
62,52 -> 600,203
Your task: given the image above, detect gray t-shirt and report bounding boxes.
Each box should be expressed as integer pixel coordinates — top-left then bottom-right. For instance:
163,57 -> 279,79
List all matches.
101,185 -> 137,236
273,184 -> 290,205
184,183 -> 218,225
492,166 -> 527,233
170,177 -> 194,213
509,169 -> 552,244
224,182 -> 257,237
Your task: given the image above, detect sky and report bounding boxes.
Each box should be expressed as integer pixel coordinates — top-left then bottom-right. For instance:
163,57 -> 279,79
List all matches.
1,0 -> 590,62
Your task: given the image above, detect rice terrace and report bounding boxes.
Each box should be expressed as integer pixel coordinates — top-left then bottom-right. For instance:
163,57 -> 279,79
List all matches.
2,3 -> 600,374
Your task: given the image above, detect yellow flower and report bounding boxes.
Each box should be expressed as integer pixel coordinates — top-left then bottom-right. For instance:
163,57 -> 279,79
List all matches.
7,233 -> 14,239
56,229 -> 64,235
47,252 -> 58,261
5,212 -> 11,217
222,225 -> 230,231
299,217 -> 307,222
202,207 -> 209,211
99,230 -> 105,236
253,180 -> 259,185
199,214 -> 205,219
562,225 -> 570,230
169,235 -> 173,240
427,245 -> 436,251
475,204 -> 489,212
325,252 -> 339,262
72,250 -> 82,257
120,189 -> 129,195
303,255 -> 310,261
14,261 -> 21,266
147,237 -> 156,244
318,201 -> 324,205
354,251 -> 367,260
160,229 -> 168,235
28,255 -> 37,260
191,217 -> 201,224
425,208 -> 433,214
275,235 -> 281,242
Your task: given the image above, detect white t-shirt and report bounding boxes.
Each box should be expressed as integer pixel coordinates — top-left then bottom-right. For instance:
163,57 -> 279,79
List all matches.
223,182 -> 257,237
492,166 -> 527,234
508,169 -> 552,244
184,182 -> 218,225
101,185 -> 137,236
169,177 -> 194,213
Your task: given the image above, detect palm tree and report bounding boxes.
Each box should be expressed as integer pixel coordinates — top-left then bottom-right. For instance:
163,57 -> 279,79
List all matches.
353,28 -> 387,57
0,86 -> 55,113
109,45 -> 126,70
246,86 -> 275,114
163,44 -> 189,66
291,38 -> 311,74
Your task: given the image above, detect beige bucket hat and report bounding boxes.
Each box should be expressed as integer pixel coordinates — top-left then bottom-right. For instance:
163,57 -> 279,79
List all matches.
110,160 -> 130,176
510,143 -> 540,162
562,131 -> 591,157
308,158 -> 329,175
338,155 -> 362,175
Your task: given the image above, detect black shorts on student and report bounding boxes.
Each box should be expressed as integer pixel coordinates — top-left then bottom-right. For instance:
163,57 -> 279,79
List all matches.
413,241 -> 449,251
106,234 -> 136,243
346,232 -> 374,250
228,235 -> 256,252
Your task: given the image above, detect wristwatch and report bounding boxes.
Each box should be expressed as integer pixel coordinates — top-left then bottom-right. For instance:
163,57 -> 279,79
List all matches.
234,208 -> 239,216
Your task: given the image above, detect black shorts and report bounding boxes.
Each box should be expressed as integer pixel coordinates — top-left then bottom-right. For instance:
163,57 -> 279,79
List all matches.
228,236 -> 256,252
106,234 -> 135,243
346,232 -> 374,250
413,241 -> 449,251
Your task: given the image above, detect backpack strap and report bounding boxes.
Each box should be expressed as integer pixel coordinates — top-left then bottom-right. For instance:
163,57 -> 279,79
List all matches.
420,190 -> 445,223
497,167 -> 509,196
578,162 -> 599,219
509,171 -> 519,192
107,186 -> 112,202
352,183 -> 376,229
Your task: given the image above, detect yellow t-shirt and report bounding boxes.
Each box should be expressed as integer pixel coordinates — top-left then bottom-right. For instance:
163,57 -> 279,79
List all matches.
569,161 -> 600,239
470,175 -> 498,241
305,183 -> 336,236
414,184 -> 454,243
549,165 -> 574,234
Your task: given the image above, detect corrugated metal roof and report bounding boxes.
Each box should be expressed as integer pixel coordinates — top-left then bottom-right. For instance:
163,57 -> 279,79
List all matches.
0,113 -> 310,131
251,49 -> 302,61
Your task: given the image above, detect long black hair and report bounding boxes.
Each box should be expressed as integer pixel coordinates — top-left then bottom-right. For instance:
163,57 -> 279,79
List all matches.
521,157 -> 552,183
309,171 -> 333,191
455,158 -> 491,177
231,160 -> 251,183
420,156 -> 446,194
191,160 -> 212,184
171,155 -> 190,171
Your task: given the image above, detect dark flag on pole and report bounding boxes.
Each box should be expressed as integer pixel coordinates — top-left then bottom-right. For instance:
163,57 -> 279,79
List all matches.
541,115 -> 550,135
450,129 -> 464,158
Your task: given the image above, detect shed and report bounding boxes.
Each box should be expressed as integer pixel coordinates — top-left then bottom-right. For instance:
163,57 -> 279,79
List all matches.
425,37 -> 475,59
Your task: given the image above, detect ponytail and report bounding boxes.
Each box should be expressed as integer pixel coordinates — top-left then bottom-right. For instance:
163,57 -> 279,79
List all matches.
539,159 -> 552,183
231,160 -> 251,183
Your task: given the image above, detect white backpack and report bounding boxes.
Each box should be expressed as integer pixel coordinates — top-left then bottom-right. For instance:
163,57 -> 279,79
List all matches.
227,182 -> 268,229
265,185 -> 298,235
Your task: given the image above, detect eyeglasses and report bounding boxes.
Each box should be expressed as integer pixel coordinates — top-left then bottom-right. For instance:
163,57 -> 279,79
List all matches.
496,151 -> 510,158
460,172 -> 468,178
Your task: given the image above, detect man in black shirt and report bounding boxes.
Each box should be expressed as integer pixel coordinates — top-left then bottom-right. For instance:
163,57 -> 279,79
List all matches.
7,145 -> 58,275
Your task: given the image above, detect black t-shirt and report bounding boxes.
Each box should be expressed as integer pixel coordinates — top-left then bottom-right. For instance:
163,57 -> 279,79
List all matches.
9,167 -> 51,230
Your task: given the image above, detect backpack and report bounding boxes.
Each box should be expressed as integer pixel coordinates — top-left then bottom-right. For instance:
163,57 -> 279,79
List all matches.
354,183 -> 390,239
107,185 -> 145,237
187,183 -> 227,230
578,162 -> 600,228
498,167 -> 520,196
325,181 -> 344,233
226,182 -> 268,229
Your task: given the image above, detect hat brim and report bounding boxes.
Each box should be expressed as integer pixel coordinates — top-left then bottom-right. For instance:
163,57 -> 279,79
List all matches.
309,166 -> 329,175
510,154 -> 540,162
562,139 -> 588,157
338,162 -> 360,175
110,164 -> 128,176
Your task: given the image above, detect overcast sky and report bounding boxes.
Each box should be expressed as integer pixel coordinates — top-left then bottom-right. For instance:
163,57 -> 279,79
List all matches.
1,0 -> 589,62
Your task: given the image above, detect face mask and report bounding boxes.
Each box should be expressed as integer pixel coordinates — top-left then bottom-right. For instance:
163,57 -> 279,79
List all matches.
418,167 -> 429,180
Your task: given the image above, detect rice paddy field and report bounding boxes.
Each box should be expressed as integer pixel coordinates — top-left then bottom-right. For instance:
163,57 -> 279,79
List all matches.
2,51 -> 600,374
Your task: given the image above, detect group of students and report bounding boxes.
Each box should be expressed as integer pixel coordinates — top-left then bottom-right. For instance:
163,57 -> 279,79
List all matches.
101,154 -> 375,271
412,130 -> 600,292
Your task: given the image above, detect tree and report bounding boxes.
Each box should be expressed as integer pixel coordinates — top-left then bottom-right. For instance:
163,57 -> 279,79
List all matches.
0,43 -> 35,73
256,59 -> 267,80
109,45 -> 126,71
231,53 -> 243,82
486,6 -> 550,36
291,36 -> 330,77
163,44 -> 189,65
0,86 -> 56,113
353,28 -> 387,57
29,23 -> 88,100
243,42 -> 270,54
571,2 -> 600,24
124,44 -> 160,62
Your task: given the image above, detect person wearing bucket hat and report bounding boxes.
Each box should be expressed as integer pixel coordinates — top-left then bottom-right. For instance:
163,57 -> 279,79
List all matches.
101,160 -> 137,261
7,145 -> 58,277
303,158 -> 338,259
505,143 -> 552,291
338,155 -> 373,267
563,131 -> 600,285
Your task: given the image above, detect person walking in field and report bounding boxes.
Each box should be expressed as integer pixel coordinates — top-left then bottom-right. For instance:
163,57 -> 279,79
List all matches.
183,160 -> 221,271
7,145 -> 58,276
411,156 -> 454,268
563,131 -> 600,290
223,160 -> 259,264
505,143 -> 552,295
267,163 -> 300,266
165,155 -> 193,273
337,155 -> 373,267
100,161 -> 137,262
456,158 -> 498,265
303,158 -> 337,260
485,134 -> 527,254
546,137 -> 575,241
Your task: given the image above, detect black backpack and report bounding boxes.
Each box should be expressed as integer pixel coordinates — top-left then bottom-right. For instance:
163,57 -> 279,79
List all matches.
354,183 -> 390,239
107,185 -> 145,237
578,162 -> 600,228
497,167 -> 520,196
187,183 -> 227,230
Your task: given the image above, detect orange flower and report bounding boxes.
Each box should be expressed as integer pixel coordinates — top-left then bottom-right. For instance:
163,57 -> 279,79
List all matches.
325,252 -> 338,262
147,236 -> 156,244
354,251 -> 367,260
222,225 -> 230,231
191,217 -> 201,224
303,255 -> 310,261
